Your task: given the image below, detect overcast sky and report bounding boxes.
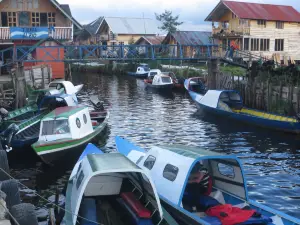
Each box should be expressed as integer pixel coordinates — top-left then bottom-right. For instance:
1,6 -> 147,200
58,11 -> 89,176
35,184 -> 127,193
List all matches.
59,0 -> 300,31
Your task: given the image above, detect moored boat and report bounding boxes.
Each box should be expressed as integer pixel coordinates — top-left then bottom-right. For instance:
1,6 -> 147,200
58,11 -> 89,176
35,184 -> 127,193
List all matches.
0,80 -> 83,133
184,77 -> 207,96
144,71 -> 174,92
61,143 -> 164,225
162,72 -> 184,90
115,136 -> 300,225
32,106 -> 109,164
187,89 -> 300,134
127,63 -> 150,78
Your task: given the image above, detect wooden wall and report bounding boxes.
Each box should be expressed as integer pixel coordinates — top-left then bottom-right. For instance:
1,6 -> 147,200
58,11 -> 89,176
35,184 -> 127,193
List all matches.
0,0 -> 72,27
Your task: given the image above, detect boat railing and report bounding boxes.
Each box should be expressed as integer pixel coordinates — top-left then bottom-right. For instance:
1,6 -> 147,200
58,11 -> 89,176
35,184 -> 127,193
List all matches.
128,179 -> 161,224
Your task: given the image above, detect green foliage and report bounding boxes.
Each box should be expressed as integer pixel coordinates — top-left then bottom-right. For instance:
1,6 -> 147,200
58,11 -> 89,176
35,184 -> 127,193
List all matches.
155,10 -> 183,33
220,66 -> 246,76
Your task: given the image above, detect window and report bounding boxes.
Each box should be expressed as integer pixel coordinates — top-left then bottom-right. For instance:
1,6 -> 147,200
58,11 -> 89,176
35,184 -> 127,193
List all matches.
244,38 -> 249,51
40,13 -> 48,26
251,38 -> 259,51
218,163 -> 234,178
1,12 -> 8,26
83,114 -> 87,124
119,41 -> 124,45
76,170 -> 84,189
257,20 -> 266,27
275,39 -> 284,51
163,164 -> 179,182
76,118 -> 81,128
18,12 -> 30,26
232,13 -> 237,19
276,21 -> 284,29
143,155 -> 156,170
42,120 -> 70,135
48,12 -> 55,27
239,19 -> 249,27
8,12 -> 17,27
136,156 -> 144,164
161,77 -> 171,83
260,39 -> 270,51
32,12 -> 40,26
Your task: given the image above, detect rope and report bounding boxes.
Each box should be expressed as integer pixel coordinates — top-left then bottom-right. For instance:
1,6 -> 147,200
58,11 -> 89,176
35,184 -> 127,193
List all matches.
0,198 -> 20,225
0,168 -> 103,225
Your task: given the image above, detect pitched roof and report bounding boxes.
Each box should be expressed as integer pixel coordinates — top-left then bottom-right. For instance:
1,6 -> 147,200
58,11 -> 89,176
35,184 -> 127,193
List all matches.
60,4 -> 72,17
101,17 -> 159,35
135,36 -> 165,45
205,0 -> 300,22
84,17 -> 104,35
164,31 -> 212,45
50,0 -> 82,29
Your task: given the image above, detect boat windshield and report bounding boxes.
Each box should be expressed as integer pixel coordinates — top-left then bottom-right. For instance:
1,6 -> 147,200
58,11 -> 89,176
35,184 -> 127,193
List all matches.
42,119 -> 70,135
161,77 -> 171,83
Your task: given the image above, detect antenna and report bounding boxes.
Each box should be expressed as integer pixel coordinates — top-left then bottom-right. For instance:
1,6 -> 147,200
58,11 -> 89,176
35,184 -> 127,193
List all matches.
143,12 -> 146,35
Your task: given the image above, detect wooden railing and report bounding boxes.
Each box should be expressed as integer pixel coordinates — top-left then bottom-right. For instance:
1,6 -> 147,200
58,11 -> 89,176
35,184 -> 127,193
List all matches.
213,26 -> 250,36
0,27 -> 72,40
49,27 -> 72,40
0,27 -> 10,40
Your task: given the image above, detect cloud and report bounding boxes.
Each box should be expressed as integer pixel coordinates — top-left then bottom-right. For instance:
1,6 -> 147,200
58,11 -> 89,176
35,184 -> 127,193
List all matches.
60,0 -> 300,29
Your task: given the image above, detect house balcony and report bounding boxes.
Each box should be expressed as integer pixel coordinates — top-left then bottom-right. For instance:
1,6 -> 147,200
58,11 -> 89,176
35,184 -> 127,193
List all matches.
0,27 -> 73,41
212,26 -> 250,38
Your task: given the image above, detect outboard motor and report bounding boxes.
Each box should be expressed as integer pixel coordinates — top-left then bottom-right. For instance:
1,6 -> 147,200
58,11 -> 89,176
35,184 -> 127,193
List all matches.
0,124 -> 19,152
89,95 -> 105,111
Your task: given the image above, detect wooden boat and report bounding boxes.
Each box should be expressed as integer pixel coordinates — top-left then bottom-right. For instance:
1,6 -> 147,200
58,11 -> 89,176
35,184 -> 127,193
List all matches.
184,77 -> 207,95
144,70 -> 174,92
127,64 -> 150,78
115,136 -> 300,225
186,89 -> 300,134
61,143 -> 164,225
32,106 -> 109,164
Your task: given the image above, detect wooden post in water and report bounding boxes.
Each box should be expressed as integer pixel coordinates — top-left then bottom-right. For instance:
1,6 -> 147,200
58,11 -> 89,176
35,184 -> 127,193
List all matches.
207,58 -> 219,89
41,65 -> 45,89
14,63 -> 26,109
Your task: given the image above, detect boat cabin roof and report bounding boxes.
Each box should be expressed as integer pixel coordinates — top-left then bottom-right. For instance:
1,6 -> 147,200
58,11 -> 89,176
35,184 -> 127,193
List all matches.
49,80 -> 79,95
144,145 -> 248,206
42,106 -> 86,120
200,90 -> 242,108
68,145 -> 163,224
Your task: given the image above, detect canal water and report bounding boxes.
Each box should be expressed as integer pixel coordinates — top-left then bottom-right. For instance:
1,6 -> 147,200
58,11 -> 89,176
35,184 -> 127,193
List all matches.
9,73 -> 300,222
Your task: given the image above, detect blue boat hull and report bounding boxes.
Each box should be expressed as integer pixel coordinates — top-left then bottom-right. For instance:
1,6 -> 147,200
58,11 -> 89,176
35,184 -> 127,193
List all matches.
127,72 -> 148,78
188,91 -> 300,134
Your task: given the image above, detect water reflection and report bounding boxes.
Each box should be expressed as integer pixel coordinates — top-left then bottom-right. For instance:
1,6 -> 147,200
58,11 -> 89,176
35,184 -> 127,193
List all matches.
10,73 -> 300,220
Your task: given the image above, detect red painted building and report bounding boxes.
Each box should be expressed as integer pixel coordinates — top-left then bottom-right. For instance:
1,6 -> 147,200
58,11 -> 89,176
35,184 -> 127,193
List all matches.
0,0 -> 82,78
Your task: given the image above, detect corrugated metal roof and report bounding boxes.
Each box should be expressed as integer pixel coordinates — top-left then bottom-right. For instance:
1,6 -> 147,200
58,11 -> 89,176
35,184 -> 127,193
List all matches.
84,17 -> 104,35
206,1 -> 300,22
60,4 -> 72,17
169,31 -> 212,45
104,17 -> 159,35
136,36 -> 165,45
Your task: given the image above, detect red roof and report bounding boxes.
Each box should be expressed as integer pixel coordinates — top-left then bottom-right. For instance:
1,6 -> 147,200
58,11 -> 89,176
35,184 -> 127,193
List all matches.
206,1 -> 300,22
144,36 -> 165,45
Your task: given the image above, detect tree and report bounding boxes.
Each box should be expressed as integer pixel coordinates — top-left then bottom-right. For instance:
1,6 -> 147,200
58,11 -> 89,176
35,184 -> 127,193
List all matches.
155,10 -> 183,33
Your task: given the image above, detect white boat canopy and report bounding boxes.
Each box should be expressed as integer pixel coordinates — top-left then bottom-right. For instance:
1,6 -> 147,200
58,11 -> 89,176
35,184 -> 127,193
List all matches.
65,151 -> 163,224
199,90 -> 242,108
49,80 -> 83,95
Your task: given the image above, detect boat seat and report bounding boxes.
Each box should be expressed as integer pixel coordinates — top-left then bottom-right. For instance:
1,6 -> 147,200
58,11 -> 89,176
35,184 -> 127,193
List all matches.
117,198 -> 154,225
183,193 -> 221,211
91,120 -> 99,126
80,198 -> 98,225
202,214 -> 272,225
121,192 -> 151,218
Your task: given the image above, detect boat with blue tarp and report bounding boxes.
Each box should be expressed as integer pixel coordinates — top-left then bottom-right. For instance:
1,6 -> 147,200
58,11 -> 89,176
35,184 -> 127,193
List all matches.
115,136 -> 300,225
186,88 -> 300,134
